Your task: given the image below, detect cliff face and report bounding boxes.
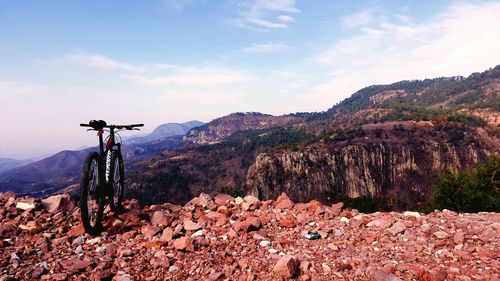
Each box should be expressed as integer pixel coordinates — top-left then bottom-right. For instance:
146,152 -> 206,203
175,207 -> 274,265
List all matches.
184,112 -> 307,145
246,128 -> 498,209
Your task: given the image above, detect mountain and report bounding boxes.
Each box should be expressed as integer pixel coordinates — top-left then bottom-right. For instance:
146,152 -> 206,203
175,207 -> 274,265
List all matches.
0,158 -> 32,174
2,67 -> 498,207
0,135 -> 185,196
125,65 -> 500,210
184,113 -> 308,145
126,121 -> 204,144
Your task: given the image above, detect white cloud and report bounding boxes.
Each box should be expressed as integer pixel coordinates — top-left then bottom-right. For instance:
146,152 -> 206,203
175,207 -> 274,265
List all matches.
340,10 -> 375,28
248,18 -> 287,29
232,0 -> 300,31
251,0 -> 300,13
242,43 -> 291,53
303,2 -> 500,109
123,65 -> 253,87
277,15 -> 294,22
65,53 -> 143,72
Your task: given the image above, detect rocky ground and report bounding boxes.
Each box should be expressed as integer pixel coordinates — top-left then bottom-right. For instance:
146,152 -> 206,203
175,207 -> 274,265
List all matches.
0,192 -> 499,281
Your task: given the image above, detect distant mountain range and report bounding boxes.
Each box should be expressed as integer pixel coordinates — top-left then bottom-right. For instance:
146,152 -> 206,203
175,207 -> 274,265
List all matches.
0,158 -> 33,174
0,121 -> 203,196
126,121 -> 204,144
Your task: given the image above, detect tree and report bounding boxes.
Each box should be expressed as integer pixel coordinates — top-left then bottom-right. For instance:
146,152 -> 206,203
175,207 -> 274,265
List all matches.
429,157 -> 499,212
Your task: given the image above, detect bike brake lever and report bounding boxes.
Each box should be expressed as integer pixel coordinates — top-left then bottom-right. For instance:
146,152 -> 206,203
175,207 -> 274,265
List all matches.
87,129 -> 94,132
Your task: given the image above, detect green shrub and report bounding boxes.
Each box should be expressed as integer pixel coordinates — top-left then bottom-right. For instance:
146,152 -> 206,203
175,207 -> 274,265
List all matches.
447,114 -> 486,127
428,157 -> 500,212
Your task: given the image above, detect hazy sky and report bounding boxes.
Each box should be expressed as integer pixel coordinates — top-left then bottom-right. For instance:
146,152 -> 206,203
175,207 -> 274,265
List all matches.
1,0 -> 500,159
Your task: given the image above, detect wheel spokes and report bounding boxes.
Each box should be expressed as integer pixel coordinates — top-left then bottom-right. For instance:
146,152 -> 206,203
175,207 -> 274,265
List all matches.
87,159 -> 99,226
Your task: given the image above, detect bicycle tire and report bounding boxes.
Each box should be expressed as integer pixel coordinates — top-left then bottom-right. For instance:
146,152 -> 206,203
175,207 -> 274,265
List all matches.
80,152 -> 105,235
109,151 -> 124,212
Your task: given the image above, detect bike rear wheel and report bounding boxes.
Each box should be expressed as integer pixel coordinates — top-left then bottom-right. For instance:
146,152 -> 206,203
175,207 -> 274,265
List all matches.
109,151 -> 124,212
80,152 -> 104,235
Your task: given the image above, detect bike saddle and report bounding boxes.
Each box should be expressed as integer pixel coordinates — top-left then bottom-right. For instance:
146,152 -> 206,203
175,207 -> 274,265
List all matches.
89,120 -> 107,130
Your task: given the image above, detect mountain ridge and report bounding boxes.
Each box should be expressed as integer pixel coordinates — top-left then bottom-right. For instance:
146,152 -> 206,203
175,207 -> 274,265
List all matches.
124,65 -> 500,209
126,120 -> 204,144
1,66 -> 499,208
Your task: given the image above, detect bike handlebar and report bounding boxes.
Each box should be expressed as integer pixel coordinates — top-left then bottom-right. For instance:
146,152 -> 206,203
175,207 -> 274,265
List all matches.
80,120 -> 144,131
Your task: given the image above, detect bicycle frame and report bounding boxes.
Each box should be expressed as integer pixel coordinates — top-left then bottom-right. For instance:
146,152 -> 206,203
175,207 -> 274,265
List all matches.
96,127 -> 121,186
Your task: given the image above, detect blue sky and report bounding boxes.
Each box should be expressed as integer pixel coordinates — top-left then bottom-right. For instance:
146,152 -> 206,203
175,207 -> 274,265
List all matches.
1,0 -> 499,159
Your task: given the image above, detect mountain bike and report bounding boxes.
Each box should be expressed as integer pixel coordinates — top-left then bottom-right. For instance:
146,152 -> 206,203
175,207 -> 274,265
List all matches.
79,120 -> 143,234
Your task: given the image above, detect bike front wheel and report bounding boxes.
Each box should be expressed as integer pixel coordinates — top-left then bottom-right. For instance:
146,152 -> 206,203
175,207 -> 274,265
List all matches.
109,151 -> 124,212
80,152 -> 104,235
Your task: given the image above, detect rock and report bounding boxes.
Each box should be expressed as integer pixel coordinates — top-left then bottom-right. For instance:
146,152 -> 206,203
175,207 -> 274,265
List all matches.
168,265 -> 180,272
433,231 -> 449,239
331,202 -> 344,216
113,273 -> 134,281
173,236 -> 192,251
191,230 -> 203,238
86,237 -> 103,245
59,258 -> 91,275
279,218 -> 296,228
95,246 -> 107,253
268,248 -> 278,254
214,194 -> 235,205
183,219 -> 201,231
72,236 -> 86,246
370,269 -> 403,281
367,217 -> 394,228
322,263 -> 332,273
274,193 -> 294,210
234,216 -> 261,232
141,225 -> 161,239
387,222 -> 407,235
31,262 -> 48,278
40,194 -> 75,213
75,245 -> 84,255
50,273 -> 68,280
19,221 -> 41,233
453,231 -> 465,244
208,271 -> 223,280
340,217 -> 350,224
10,252 -> 20,268
234,197 -> 244,205
242,195 -> 261,211
15,198 -> 40,210
273,255 -> 298,277
197,192 -> 215,208
403,211 -> 421,218
35,236 -> 50,253
0,191 -> 15,201
246,216 -> 261,230
119,248 -> 134,257
259,240 -> 271,247
159,227 -> 174,242
151,211 -> 172,226
0,223 -> 19,238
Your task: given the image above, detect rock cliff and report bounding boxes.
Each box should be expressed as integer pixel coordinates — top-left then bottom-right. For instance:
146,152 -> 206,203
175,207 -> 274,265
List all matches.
184,112 -> 308,145
246,125 -> 498,209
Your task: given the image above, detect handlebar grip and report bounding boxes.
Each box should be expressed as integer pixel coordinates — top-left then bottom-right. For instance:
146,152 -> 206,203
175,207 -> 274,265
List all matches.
80,124 -> 92,127
130,124 -> 144,127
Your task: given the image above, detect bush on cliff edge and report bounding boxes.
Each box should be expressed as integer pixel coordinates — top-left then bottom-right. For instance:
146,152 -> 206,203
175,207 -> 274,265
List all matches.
429,157 -> 499,212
